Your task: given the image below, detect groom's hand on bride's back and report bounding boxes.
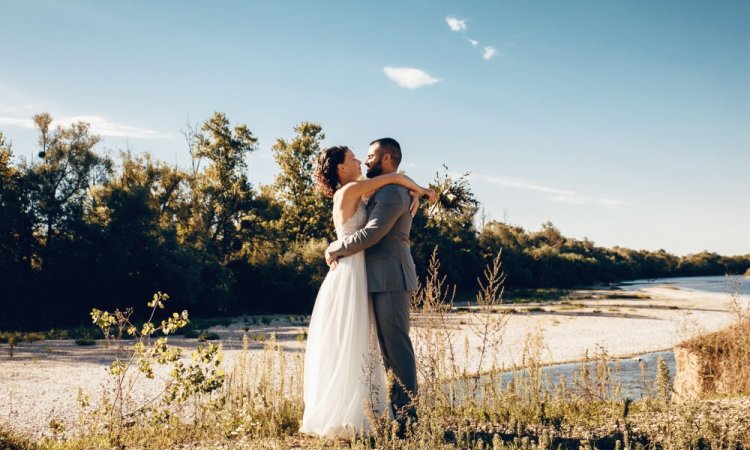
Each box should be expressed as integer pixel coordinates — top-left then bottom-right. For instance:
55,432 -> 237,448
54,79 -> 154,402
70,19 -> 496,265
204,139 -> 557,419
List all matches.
325,248 -> 339,270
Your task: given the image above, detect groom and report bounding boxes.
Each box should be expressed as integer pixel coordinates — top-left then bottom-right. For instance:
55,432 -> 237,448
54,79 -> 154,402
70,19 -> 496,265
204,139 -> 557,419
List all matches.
325,137 -> 419,427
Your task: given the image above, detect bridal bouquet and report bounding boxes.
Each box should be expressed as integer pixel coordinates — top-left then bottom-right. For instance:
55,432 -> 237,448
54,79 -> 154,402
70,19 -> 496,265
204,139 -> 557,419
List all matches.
426,165 -> 478,222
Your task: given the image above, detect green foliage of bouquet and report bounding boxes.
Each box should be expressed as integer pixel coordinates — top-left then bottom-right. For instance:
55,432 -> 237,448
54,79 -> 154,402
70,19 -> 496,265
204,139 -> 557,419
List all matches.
426,164 -> 479,223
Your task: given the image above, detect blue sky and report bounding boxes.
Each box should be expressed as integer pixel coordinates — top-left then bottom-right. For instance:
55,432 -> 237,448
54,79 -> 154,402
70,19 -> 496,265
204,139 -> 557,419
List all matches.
1,0 -> 748,255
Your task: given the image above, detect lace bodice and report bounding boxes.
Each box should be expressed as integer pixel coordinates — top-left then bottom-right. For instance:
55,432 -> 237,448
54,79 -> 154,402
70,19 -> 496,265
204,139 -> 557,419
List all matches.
335,201 -> 367,240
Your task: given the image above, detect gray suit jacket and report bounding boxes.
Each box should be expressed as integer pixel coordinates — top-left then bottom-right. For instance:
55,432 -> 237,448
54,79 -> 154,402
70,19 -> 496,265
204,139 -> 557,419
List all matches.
327,184 -> 418,293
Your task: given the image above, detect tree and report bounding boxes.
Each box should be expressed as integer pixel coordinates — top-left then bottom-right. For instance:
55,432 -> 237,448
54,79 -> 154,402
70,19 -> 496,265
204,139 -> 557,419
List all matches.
530,221 -> 564,249
412,204 -> 482,291
478,221 -> 533,287
26,113 -> 112,270
0,133 -> 36,326
109,151 -> 190,233
178,113 -> 260,313
0,133 -> 33,267
270,122 -> 332,245
186,112 -> 258,260
84,151 -> 199,313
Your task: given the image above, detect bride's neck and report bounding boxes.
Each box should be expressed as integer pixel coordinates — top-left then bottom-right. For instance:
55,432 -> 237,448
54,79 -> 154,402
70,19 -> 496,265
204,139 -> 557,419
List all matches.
338,175 -> 359,186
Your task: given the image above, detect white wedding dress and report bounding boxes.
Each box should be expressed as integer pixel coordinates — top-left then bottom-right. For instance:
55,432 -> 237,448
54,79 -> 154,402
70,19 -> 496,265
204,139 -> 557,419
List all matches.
300,201 -> 388,438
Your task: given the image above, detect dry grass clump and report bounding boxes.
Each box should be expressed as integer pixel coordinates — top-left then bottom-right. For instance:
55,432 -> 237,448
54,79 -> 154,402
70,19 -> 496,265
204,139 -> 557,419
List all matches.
629,397 -> 750,450
679,275 -> 750,396
0,426 -> 36,450
558,302 -> 585,311
679,322 -> 750,395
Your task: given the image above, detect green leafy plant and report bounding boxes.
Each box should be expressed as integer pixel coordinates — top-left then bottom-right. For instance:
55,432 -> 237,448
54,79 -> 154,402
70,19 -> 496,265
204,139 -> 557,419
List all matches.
89,292 -> 224,441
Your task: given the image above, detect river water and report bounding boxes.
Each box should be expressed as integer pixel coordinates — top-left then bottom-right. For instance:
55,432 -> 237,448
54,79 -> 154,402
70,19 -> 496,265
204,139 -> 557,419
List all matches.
468,275 -> 747,400
459,351 -> 675,401
619,274 -> 749,295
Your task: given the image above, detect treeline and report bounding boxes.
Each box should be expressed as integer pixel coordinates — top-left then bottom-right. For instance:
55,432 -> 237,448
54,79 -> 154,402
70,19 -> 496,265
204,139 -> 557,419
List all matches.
1,113 -> 748,329
476,221 -> 750,288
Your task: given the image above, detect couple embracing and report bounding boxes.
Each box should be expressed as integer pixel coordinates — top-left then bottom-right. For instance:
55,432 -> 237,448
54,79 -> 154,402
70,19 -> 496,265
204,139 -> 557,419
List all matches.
299,138 -> 437,439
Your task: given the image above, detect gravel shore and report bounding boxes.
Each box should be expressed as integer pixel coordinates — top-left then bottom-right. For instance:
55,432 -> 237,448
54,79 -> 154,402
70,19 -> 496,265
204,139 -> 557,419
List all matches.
0,285 -> 739,437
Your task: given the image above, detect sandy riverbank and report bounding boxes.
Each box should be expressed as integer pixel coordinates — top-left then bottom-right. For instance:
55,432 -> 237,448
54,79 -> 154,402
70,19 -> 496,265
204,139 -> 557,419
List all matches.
465,285 -> 737,370
0,285 -> 740,437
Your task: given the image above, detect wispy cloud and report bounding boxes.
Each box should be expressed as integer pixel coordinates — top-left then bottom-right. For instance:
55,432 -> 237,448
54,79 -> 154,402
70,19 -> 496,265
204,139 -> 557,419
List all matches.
0,83 -> 170,139
598,198 -> 629,208
0,117 -> 35,128
548,194 -> 587,205
0,104 -> 37,114
0,114 -> 171,139
383,67 -> 440,89
492,32 -> 534,58
61,116 -> 172,139
472,173 -> 580,197
444,16 -> 504,61
471,173 -> 629,208
446,16 -> 466,32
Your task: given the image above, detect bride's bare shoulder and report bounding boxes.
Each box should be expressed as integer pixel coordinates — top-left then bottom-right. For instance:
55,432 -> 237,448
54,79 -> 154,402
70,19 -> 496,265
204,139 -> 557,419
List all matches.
332,187 -> 347,205
335,182 -> 360,204
332,189 -> 351,216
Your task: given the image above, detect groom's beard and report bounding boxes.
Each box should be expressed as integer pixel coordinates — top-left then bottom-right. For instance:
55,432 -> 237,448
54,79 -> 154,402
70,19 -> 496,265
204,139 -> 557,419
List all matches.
366,162 -> 384,178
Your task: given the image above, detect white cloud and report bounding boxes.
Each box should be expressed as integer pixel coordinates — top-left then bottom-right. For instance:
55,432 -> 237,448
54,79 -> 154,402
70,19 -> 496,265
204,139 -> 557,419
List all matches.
0,115 -> 171,139
467,38 -> 479,46
482,46 -> 497,60
548,194 -> 587,205
60,116 -> 171,139
0,104 -> 37,114
473,173 -> 579,197
0,117 -> 35,128
383,67 -> 440,89
599,198 -> 630,208
446,16 -> 466,32
471,173 -> 628,208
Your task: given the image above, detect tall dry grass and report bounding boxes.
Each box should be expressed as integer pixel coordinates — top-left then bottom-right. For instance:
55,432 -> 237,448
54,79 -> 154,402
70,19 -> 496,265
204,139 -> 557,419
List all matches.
3,259 -> 750,449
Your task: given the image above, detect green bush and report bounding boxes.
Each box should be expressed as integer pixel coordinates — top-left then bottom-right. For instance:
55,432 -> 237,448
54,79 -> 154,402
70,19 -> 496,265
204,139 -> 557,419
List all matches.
198,331 -> 221,341
178,324 -> 200,338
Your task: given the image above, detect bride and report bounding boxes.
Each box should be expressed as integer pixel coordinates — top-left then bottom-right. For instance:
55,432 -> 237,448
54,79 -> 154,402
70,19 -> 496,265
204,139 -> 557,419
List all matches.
299,145 -> 435,438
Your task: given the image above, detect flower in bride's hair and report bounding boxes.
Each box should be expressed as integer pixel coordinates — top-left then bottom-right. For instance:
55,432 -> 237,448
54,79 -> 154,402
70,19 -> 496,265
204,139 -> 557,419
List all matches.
426,164 -> 479,223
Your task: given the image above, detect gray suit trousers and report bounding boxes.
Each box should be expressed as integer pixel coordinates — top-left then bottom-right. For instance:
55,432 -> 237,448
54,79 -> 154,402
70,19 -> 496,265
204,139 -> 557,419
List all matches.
371,291 -> 417,419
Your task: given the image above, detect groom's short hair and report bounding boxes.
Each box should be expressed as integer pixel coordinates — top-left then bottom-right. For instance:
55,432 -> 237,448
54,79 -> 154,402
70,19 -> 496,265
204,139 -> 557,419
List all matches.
370,137 -> 402,167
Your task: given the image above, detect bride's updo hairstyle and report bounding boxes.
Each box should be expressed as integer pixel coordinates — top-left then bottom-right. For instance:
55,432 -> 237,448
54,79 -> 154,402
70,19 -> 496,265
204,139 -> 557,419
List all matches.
314,146 -> 349,197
